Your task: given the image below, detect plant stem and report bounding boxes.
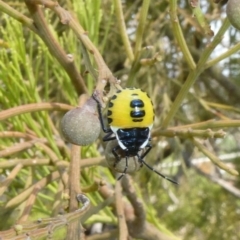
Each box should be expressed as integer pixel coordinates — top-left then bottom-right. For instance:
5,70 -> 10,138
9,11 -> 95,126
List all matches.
114,0 -> 134,62
0,0 -> 37,33
161,17 -> 230,128
169,0 -> 196,70
193,138 -> 239,176
205,41 -> 240,69
134,0 -> 150,55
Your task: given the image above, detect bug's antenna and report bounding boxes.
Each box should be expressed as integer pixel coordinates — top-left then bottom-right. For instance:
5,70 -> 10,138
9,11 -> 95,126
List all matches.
117,154 -> 129,181
92,93 -> 112,133
142,160 -> 178,185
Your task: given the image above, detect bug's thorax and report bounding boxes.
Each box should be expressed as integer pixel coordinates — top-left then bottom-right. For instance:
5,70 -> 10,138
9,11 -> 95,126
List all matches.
110,126 -> 152,152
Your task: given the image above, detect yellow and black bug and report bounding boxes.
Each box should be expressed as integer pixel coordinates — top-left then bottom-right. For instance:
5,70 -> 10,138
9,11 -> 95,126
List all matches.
93,88 -> 177,184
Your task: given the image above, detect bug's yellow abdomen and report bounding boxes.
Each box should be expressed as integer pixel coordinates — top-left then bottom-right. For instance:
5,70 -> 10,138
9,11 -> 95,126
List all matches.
107,88 -> 154,128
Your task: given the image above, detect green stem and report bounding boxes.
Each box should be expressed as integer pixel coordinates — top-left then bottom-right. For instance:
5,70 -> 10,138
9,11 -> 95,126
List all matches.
205,41 -> 240,69
113,0 -> 134,62
0,0 -> 37,33
161,70 -> 198,128
193,138 -> 239,176
169,119 -> 240,130
134,0 -> 150,55
161,17 -> 230,128
169,0 -> 196,70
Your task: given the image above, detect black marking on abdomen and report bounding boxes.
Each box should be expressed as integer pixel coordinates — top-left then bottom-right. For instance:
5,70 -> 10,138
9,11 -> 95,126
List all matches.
107,110 -> 112,116
130,99 -> 144,108
130,110 -> 145,118
109,101 -> 114,108
133,119 -> 143,122
108,117 -> 113,124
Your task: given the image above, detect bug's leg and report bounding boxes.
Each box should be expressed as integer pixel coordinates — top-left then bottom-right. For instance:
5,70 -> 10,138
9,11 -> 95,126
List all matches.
103,132 -> 116,142
139,145 -> 178,185
112,146 -> 127,180
117,152 -> 129,180
139,144 -> 152,160
92,93 -> 112,133
112,145 -> 121,167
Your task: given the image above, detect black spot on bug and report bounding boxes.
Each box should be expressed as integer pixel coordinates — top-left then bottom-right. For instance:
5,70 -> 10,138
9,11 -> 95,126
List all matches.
111,95 -> 117,100
108,118 -> 113,124
109,102 -> 114,108
130,110 -> 145,118
107,110 -> 112,116
130,99 -> 144,108
133,119 -> 143,122
116,90 -> 122,93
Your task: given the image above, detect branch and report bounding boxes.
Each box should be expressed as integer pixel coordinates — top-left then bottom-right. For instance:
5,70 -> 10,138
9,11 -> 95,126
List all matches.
24,0 -> 88,95
152,128 -> 226,139
193,138 -> 239,176
0,102 -> 73,121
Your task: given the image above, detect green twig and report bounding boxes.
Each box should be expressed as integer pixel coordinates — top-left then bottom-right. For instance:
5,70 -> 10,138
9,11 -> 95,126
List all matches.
205,42 -> 240,69
24,0 -> 89,94
113,0 -> 134,62
134,0 -> 150,55
152,128 -> 226,139
169,0 -> 196,70
0,0 -> 37,33
161,17 -> 230,128
169,119 -> 240,130
193,138 -> 239,176
4,171 -> 60,211
0,194 -> 90,239
189,0 -> 214,37
0,103 -> 73,121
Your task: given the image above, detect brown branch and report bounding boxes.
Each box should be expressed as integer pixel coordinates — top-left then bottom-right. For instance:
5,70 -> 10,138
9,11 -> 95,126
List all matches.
66,144 -> 83,239
121,176 -> 145,236
0,131 -> 37,139
96,177 -> 178,240
0,102 -> 73,121
0,0 -> 37,33
36,142 -> 69,187
24,0 -> 88,95
115,181 -> 128,239
0,164 -> 23,195
18,185 -> 41,223
0,139 -> 47,157
121,176 -> 177,240
86,229 -> 119,240
193,138 -> 239,176
52,180 -> 64,216
4,171 -> 60,211
31,0 -> 120,99
193,165 -> 240,198
152,128 -> 226,139
0,194 -> 90,239
0,157 -> 105,169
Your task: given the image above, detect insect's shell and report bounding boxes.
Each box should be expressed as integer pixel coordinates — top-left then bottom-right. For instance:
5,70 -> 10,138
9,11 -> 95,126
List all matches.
107,88 -> 155,128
